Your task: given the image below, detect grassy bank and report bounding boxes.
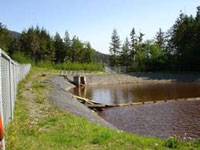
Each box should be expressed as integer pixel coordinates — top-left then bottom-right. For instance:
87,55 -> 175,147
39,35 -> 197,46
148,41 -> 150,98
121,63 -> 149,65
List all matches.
5,67 -> 200,150
36,61 -> 103,71
11,52 -> 104,72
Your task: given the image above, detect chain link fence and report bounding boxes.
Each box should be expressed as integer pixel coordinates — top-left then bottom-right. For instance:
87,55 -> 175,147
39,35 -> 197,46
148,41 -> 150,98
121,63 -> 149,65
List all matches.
0,49 -> 30,149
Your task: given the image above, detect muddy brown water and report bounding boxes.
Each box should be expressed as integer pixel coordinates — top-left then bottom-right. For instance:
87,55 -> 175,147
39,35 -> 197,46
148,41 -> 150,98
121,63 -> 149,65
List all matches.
71,82 -> 200,104
70,82 -> 200,139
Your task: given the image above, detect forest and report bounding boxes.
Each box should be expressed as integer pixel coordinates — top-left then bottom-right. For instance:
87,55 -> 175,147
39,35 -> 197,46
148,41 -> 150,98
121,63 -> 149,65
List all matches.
110,12 -> 200,72
0,11 -> 200,72
0,24 -> 109,70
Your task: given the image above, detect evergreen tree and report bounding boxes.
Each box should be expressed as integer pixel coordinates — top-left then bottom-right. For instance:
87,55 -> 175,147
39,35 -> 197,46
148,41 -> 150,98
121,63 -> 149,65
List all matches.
120,37 -> 131,67
20,27 -> 40,63
39,28 -> 55,62
8,38 -> 20,55
109,29 -> 121,66
44,37 -> 55,62
155,28 -> 165,49
0,23 -> 11,53
138,32 -> 145,43
71,36 -> 84,63
83,42 -> 94,63
20,27 -> 55,63
54,33 -> 65,63
130,27 -> 136,61
64,31 -> 71,62
0,23 -> 108,65
130,28 -> 136,49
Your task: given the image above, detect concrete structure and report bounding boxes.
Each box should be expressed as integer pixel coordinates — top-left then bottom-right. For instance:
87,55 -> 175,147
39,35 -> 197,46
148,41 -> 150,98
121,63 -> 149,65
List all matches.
197,6 -> 200,16
74,76 -> 86,86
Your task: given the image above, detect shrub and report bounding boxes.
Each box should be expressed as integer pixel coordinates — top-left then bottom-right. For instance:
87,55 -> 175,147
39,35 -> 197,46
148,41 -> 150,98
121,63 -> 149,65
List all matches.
195,138 -> 200,145
54,62 -> 103,71
11,52 -> 32,64
36,61 -> 55,69
165,136 -> 180,149
35,61 -> 103,71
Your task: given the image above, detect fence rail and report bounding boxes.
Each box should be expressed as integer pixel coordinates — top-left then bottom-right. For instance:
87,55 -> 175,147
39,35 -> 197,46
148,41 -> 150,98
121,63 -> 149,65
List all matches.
0,49 -> 30,148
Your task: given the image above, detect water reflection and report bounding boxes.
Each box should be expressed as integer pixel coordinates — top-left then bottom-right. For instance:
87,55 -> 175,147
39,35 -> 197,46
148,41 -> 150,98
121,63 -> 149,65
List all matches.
71,82 -> 200,104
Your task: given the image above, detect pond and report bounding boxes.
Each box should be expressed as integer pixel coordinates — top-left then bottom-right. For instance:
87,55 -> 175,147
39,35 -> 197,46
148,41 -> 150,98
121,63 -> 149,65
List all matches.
70,82 -> 200,104
70,82 -> 200,139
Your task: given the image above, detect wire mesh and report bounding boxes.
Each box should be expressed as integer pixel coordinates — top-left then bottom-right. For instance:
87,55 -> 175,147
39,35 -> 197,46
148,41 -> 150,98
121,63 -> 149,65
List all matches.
0,49 -> 31,127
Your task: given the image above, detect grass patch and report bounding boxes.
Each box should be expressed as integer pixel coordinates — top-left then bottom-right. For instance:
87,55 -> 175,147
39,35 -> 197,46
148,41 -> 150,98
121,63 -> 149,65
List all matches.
36,61 -> 104,71
35,98 -> 45,104
91,131 -> 112,144
165,136 -> 180,149
5,67 -> 200,150
11,51 -> 34,64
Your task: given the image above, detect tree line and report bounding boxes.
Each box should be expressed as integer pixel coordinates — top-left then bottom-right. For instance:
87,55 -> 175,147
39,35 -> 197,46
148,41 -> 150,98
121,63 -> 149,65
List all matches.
0,24 -> 106,65
109,11 -> 200,71
0,10 -> 200,72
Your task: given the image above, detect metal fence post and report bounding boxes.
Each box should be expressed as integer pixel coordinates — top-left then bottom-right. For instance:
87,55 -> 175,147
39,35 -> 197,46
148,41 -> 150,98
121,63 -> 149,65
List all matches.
0,51 -> 5,150
9,60 -> 13,120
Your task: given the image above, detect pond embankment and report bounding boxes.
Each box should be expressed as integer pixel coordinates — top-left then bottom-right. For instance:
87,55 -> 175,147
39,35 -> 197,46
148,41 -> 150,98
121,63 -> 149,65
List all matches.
64,73 -> 200,86
48,76 -> 116,129
48,73 -> 200,139
85,73 -> 200,84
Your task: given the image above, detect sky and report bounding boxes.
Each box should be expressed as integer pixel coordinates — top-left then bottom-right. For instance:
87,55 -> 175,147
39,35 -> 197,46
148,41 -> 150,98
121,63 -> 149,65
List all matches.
0,0 -> 200,54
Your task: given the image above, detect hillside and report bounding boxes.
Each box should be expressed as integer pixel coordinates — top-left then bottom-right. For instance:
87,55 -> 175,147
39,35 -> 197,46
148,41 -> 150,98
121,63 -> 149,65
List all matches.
93,50 -> 110,64
8,30 -> 21,39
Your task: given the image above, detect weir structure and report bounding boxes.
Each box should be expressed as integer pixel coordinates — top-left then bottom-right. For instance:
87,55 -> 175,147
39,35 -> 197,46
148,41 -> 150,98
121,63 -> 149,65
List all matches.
74,76 -> 86,86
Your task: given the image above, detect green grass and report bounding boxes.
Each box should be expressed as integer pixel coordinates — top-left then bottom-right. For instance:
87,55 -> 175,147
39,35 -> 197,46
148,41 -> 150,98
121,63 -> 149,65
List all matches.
11,52 -> 34,64
5,67 -> 200,150
11,52 -> 103,72
36,61 -> 104,71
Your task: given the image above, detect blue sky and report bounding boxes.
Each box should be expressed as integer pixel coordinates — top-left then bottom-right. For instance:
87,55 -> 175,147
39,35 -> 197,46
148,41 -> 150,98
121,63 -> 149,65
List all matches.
1,0 -> 199,54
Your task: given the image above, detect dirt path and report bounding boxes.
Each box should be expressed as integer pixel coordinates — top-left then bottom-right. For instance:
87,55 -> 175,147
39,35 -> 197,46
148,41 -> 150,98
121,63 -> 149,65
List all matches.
19,71 -> 59,129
